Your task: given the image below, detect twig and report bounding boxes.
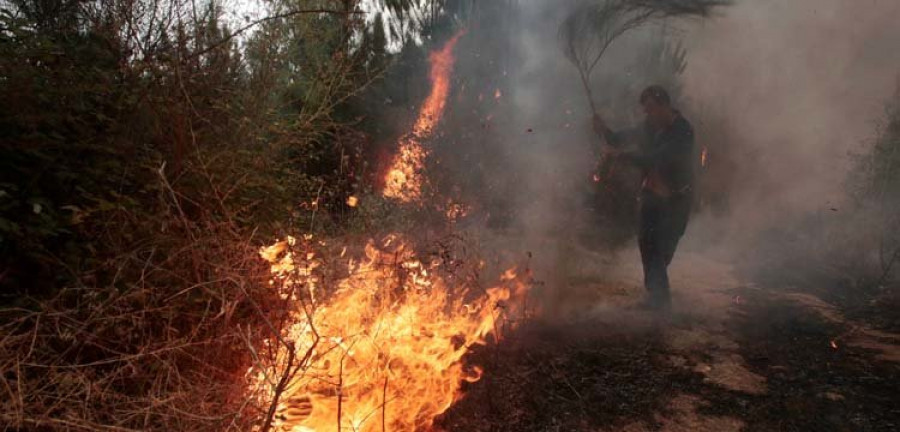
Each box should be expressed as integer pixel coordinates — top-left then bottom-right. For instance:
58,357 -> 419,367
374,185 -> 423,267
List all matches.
382,374 -> 389,431
337,352 -> 345,432
158,162 -> 198,242
261,342 -> 297,432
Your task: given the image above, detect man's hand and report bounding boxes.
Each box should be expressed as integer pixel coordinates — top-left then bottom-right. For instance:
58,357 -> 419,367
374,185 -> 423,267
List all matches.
592,114 -> 609,138
593,113 -> 621,157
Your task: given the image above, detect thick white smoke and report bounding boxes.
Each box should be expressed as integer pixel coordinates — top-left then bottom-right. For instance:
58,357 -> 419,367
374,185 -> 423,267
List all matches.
680,0 -> 900,237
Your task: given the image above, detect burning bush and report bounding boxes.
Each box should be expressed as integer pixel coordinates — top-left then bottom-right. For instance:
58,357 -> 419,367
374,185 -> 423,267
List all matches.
0,1 -> 409,430
245,234 -> 531,431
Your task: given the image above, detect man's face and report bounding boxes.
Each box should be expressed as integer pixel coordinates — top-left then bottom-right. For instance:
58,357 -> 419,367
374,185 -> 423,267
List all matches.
642,99 -> 669,130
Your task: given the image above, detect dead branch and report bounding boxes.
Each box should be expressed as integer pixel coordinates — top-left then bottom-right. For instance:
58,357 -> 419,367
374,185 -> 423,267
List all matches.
261,342 -> 296,432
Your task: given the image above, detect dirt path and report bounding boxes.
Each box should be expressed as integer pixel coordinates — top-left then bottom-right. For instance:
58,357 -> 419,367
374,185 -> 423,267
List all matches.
440,247 -> 900,431
569,251 -> 764,431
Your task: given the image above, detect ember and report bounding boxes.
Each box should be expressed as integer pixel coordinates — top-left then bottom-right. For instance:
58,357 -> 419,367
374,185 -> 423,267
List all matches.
445,200 -> 471,222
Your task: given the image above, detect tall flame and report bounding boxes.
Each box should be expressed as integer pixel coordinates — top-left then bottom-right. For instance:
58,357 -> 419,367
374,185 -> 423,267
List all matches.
248,235 -> 527,431
383,30 -> 466,202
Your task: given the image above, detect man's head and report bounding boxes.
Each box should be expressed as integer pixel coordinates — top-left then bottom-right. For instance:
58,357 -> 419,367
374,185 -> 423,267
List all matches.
640,85 -> 675,130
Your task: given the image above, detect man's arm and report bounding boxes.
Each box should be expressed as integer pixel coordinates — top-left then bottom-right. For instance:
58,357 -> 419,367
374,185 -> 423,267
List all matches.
593,115 -> 642,149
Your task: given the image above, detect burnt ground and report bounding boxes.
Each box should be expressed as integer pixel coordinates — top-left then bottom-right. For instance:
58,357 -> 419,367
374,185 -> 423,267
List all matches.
438,251 -> 900,431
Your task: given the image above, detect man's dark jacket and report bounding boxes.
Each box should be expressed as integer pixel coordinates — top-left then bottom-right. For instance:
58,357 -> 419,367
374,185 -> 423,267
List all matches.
604,113 -> 695,196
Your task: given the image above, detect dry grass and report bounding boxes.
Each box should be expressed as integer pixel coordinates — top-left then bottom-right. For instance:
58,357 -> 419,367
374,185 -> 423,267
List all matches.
0,174 -> 289,431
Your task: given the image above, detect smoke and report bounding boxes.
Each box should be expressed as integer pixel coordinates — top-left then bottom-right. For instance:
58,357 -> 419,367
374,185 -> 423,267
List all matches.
481,0 -> 900,245
436,0 -> 900,316
436,0 -> 686,315
679,0 -> 900,240
447,0 -> 670,235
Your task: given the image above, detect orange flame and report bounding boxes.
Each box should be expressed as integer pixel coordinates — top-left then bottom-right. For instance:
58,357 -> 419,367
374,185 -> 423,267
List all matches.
383,30 -> 466,202
444,200 -> 470,222
700,146 -> 709,168
248,235 -> 527,431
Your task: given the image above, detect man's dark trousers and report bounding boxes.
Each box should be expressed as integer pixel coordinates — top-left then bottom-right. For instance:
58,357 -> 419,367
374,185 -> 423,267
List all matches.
638,191 -> 691,308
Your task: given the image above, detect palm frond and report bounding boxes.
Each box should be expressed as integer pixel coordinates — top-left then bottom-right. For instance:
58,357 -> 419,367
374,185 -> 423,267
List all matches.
558,0 -> 731,113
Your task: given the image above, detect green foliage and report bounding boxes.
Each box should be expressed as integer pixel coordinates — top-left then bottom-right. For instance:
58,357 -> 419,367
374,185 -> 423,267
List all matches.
0,6 -> 139,291
848,84 -> 900,280
0,0 -> 397,295
854,86 -> 900,209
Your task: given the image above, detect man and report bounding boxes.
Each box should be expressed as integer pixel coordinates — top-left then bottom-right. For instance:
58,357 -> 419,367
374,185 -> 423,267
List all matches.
593,85 -> 694,310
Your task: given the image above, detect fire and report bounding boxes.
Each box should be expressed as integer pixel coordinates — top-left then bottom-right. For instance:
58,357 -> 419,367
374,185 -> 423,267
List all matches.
444,200 -> 470,222
383,136 -> 428,203
700,146 -> 709,168
383,30 -> 466,202
414,31 -> 466,138
248,235 -> 527,431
